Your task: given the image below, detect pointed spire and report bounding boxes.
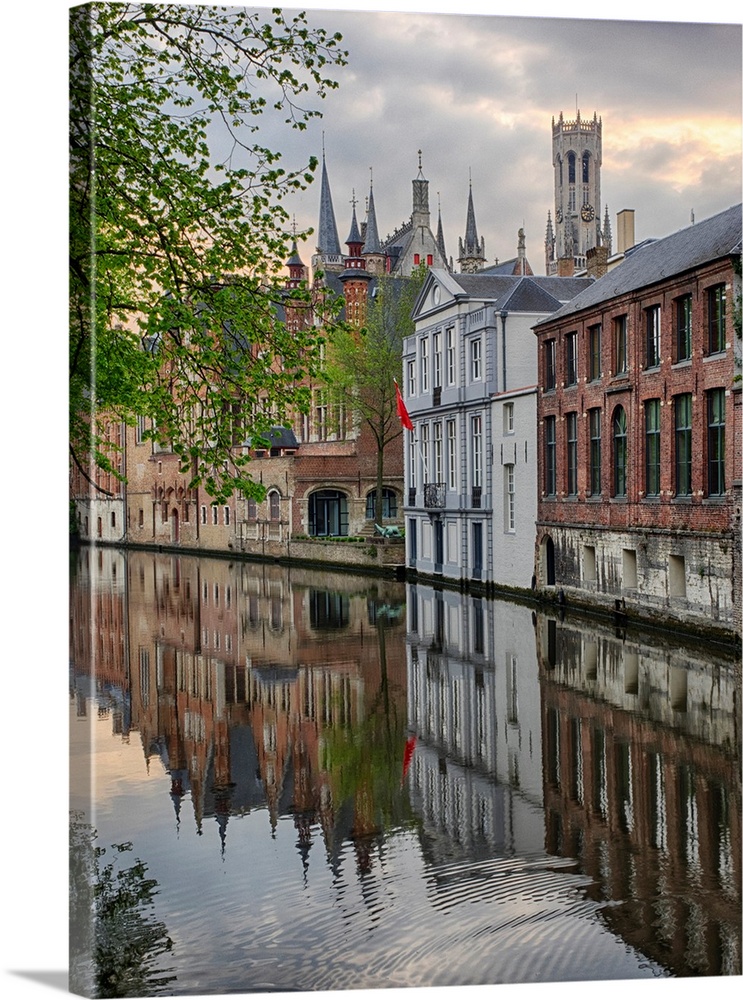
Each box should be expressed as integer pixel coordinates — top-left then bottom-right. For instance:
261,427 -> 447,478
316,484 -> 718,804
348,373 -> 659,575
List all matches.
436,191 -> 447,263
458,172 -> 486,273
602,205 -> 612,254
317,144 -> 341,257
464,172 -> 479,247
346,189 -> 363,246
362,169 -> 382,254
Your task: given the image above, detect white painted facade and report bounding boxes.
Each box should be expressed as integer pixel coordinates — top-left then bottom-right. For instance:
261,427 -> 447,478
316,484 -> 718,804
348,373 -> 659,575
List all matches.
403,268 -> 591,591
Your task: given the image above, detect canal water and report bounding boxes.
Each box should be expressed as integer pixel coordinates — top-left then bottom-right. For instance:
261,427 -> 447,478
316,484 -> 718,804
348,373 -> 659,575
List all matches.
69,547 -> 741,997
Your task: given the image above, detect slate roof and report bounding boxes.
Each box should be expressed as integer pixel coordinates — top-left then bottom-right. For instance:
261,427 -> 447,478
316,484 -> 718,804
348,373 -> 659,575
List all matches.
536,203 -> 743,326
444,273 -> 594,312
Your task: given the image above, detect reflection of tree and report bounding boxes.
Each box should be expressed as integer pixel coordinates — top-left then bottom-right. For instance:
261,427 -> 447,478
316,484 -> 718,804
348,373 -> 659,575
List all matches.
321,618 -> 414,871
70,814 -> 176,998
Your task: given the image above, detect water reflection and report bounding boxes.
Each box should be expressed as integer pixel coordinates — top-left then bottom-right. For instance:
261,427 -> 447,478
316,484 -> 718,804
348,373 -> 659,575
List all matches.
70,548 -> 741,993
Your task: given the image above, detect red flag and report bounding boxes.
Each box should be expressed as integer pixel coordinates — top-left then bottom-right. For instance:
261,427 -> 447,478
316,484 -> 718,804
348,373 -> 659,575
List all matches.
395,380 -> 414,431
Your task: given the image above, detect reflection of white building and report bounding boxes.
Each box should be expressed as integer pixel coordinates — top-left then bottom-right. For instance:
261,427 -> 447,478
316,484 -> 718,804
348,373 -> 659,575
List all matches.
405,583 -> 544,855
403,268 -> 591,590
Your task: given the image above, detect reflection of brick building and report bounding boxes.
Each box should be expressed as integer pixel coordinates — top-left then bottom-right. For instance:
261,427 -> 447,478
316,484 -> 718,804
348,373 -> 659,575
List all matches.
535,614 -> 741,976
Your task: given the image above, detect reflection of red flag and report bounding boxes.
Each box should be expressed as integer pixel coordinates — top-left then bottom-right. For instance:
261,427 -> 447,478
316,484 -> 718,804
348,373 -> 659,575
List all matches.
401,735 -> 417,786
395,380 -> 414,431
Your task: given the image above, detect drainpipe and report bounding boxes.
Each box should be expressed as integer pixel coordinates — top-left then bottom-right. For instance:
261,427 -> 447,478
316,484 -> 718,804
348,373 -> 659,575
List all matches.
500,310 -> 508,392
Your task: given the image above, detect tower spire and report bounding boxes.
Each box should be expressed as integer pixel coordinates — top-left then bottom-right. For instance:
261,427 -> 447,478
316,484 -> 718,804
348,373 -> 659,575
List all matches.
313,144 -> 343,274
458,173 -> 486,273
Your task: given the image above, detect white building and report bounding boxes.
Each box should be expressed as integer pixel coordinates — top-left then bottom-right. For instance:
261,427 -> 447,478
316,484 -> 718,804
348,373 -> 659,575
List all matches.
403,267 -> 592,591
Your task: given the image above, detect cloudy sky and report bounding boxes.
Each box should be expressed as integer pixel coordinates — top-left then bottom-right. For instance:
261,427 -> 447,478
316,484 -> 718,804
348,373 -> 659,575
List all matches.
264,1 -> 742,275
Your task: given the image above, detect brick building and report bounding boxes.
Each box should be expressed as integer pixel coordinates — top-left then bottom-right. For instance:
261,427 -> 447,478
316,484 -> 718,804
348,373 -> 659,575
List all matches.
533,203 -> 742,638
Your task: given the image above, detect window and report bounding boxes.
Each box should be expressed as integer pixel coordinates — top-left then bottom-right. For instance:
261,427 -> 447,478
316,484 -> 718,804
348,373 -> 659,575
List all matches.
366,488 -> 398,519
544,339 -> 556,390
583,544 -> 596,583
224,506 -> 230,526
420,336 -> 429,392
588,324 -> 601,381
446,419 -> 457,490
433,332 -> 442,388
588,408 -> 602,496
707,388 -> 726,495
565,332 -> 577,386
414,253 -> 420,266
136,414 -> 147,444
212,505 -> 218,525
707,284 -> 726,354
420,423 -> 429,483
407,358 -> 416,396
644,399 -> 661,497
674,394 -> 692,496
446,327 -> 456,385
433,421 -> 443,481
269,491 -> 280,520
544,415 -> 556,496
427,254 -> 433,266
138,508 -> 144,527
111,511 -> 116,528
503,401 -> 514,434
470,338 -> 481,381
315,390 -> 328,440
471,415 -> 482,488
566,412 -> 578,496
504,464 -> 515,531
201,505 -> 207,525
612,406 -> 627,498
408,435 -> 416,490
675,294 -> 692,362
247,497 -> 257,520
613,315 -> 627,374
645,305 -> 661,368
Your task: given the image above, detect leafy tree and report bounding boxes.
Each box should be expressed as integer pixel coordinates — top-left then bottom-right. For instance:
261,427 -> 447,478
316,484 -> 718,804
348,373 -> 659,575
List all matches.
324,268 -> 426,525
70,4 -> 347,502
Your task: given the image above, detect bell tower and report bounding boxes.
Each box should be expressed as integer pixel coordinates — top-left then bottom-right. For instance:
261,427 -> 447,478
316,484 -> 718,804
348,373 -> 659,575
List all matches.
546,109 -> 603,274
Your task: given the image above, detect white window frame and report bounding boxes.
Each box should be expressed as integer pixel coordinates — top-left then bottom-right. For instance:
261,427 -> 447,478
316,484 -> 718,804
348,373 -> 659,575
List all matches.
471,414 -> 482,488
420,336 -> 429,393
446,419 -> 457,490
433,421 -> 443,481
446,327 -> 456,385
470,338 -> 482,382
433,332 -> 442,389
407,358 -> 416,397
505,463 -> 515,532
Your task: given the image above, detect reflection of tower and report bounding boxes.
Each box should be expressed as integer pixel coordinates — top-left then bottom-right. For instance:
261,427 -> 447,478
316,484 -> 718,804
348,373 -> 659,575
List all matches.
546,110 -> 606,274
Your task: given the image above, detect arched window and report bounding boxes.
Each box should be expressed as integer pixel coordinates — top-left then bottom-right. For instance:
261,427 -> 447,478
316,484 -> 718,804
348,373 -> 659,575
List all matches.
567,151 -> 576,184
268,490 -> 280,521
365,488 -> 398,520
308,489 -> 348,537
582,151 -> 590,184
613,406 -> 627,497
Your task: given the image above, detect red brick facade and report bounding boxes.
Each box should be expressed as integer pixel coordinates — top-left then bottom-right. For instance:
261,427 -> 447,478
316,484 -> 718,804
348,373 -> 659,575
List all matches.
534,207 -> 741,638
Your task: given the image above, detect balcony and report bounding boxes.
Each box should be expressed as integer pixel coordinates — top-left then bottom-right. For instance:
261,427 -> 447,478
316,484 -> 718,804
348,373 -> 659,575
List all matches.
423,482 -> 446,509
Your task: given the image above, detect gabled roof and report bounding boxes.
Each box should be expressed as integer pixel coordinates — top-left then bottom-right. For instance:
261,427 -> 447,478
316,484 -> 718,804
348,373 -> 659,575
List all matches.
413,268 -> 593,321
536,203 -> 742,326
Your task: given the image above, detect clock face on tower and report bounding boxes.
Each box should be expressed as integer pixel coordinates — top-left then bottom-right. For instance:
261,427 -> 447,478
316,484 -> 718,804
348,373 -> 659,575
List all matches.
581,203 -> 595,222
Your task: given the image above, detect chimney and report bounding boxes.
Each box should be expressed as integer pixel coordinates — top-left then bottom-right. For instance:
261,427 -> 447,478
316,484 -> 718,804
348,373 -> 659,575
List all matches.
616,209 -> 636,255
557,257 -> 575,277
586,245 -> 609,279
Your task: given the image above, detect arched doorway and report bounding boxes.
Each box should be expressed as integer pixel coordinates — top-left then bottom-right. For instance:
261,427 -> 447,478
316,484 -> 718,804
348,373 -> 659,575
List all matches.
543,535 -> 556,586
171,508 -> 179,542
308,490 -> 348,537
